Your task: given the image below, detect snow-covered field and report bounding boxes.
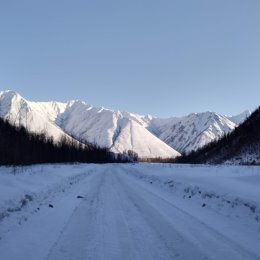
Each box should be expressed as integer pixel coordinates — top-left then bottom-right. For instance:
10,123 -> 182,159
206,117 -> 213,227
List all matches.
0,163 -> 260,259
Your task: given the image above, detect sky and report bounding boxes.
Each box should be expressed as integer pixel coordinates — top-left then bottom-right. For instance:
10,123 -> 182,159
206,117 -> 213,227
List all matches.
0,0 -> 259,117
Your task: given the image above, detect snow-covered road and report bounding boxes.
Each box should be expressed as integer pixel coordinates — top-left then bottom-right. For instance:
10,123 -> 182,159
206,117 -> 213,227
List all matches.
1,164 -> 260,260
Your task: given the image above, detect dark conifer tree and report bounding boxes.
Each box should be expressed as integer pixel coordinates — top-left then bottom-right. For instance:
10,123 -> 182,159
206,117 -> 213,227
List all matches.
0,118 -> 127,165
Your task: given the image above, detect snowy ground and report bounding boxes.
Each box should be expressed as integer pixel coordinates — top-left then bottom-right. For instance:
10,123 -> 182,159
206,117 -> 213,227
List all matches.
0,163 -> 260,260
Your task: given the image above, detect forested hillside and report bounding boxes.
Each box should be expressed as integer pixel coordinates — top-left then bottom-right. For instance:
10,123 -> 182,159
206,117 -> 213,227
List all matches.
0,118 -> 119,165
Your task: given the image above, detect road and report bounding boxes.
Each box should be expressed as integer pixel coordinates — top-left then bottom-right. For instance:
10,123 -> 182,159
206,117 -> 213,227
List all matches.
1,165 -> 259,260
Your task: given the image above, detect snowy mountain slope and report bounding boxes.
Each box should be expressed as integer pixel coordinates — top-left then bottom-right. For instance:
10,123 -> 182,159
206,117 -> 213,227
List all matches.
57,101 -> 180,158
149,112 -> 237,153
177,107 -> 260,165
227,110 -> 251,125
0,91 -> 73,142
0,90 -> 248,158
57,101 -> 118,148
110,118 -> 180,158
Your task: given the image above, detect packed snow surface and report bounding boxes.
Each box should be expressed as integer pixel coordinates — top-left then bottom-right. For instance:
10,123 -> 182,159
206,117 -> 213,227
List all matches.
1,163 -> 260,260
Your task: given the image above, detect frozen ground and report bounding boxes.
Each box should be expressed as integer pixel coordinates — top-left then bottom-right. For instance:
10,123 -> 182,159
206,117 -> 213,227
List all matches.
0,163 -> 260,260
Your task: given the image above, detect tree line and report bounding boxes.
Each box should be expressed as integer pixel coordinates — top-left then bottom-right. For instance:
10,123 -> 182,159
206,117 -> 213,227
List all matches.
0,118 -> 128,165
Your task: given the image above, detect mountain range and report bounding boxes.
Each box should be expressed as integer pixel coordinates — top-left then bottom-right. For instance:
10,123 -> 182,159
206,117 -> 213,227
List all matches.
0,90 -> 250,158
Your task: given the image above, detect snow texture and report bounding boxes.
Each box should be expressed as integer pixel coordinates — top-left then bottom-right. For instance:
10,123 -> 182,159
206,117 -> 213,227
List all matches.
0,163 -> 260,260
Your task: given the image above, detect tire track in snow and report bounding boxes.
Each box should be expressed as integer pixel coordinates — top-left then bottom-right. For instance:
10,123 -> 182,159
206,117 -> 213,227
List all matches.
118,167 -> 260,260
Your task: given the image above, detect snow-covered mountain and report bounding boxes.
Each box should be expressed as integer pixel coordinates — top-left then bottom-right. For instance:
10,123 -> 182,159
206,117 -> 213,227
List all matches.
0,91 -> 179,158
0,90 -> 247,158
227,110 -> 251,125
177,107 -> 260,165
0,90 -> 70,141
57,101 -> 179,158
149,112 -> 237,154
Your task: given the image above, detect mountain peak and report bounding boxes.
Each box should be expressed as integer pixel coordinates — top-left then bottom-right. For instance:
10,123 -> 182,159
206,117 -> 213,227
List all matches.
0,90 -> 23,100
228,110 -> 251,125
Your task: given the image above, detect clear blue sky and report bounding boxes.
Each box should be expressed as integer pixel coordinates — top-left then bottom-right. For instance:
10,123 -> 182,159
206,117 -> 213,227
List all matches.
0,0 -> 259,117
